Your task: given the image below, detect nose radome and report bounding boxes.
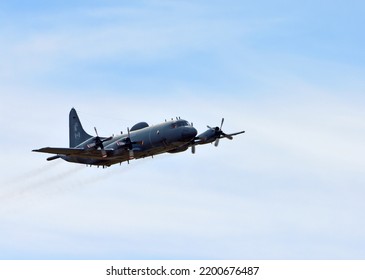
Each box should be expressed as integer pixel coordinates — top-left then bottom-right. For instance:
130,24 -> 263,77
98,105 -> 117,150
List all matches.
182,126 -> 197,141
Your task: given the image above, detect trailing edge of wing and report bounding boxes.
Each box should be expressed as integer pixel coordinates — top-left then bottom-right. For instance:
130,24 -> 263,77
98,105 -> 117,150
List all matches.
32,147 -> 110,159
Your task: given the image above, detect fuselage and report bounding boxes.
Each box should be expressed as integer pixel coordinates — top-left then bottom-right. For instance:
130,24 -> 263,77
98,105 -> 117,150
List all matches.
62,119 -> 197,166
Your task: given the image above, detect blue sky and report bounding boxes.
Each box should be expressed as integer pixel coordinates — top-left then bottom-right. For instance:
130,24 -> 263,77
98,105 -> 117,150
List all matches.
0,0 -> 365,259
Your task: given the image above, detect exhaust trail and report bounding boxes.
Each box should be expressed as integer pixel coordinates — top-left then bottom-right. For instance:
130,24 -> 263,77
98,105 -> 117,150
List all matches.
0,160 -> 61,203
0,164 -> 84,203
42,158 -> 152,195
22,165 -> 84,190
1,160 -> 62,188
0,157 -> 153,215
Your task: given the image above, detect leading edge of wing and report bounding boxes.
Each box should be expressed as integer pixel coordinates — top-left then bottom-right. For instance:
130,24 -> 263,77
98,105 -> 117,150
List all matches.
219,130 -> 246,138
32,147 -> 107,159
33,147 -> 84,155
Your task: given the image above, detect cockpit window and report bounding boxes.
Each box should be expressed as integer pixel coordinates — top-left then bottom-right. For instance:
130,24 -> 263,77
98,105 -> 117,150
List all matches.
171,120 -> 189,128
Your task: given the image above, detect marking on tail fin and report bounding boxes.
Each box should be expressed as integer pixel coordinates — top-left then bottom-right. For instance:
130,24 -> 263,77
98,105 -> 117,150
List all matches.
69,108 -> 92,147
74,123 -> 81,141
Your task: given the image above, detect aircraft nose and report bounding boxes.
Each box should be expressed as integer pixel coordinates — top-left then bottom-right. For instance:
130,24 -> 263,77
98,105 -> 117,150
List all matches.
182,126 -> 197,141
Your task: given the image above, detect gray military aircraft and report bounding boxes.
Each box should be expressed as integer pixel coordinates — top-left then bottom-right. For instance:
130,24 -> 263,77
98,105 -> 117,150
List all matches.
33,108 -> 245,167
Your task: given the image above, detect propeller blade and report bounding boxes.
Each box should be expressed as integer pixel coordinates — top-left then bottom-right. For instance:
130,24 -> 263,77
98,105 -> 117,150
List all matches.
101,149 -> 107,158
191,145 -> 196,154
129,149 -> 134,159
102,136 -> 113,143
87,142 -> 96,148
221,132 -> 233,140
220,118 -> 224,130
214,138 -> 220,147
94,127 -> 99,136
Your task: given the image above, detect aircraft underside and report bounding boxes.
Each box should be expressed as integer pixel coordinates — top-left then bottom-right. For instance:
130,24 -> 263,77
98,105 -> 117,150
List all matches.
61,143 -> 187,167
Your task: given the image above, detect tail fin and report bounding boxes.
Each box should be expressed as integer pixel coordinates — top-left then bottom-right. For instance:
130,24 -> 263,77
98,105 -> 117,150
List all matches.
69,108 -> 93,147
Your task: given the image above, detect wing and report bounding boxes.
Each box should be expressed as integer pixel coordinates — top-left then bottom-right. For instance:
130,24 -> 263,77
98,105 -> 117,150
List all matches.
32,147 -> 111,159
220,130 -> 245,139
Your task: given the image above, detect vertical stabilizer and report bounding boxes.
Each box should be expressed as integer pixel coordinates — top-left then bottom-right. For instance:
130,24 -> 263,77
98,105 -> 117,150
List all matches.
69,108 -> 93,147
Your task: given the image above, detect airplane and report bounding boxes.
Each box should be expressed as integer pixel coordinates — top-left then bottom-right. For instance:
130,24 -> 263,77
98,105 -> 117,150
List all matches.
33,108 -> 245,168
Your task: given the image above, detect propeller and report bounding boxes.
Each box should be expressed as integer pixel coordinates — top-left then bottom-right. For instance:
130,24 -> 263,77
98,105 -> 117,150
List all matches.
208,118 -> 230,147
87,127 -> 113,158
191,118 -> 245,153
117,127 -> 144,163
127,128 -> 134,160
191,122 -> 196,154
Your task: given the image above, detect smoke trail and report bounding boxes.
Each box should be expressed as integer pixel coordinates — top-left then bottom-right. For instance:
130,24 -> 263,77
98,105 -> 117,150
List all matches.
0,164 -> 84,203
22,165 -> 84,190
1,160 -> 62,188
41,157 -> 152,195
0,157 -> 153,214
0,160 -> 61,204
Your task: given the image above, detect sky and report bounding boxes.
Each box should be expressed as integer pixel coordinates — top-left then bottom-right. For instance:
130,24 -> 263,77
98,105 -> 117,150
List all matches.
0,0 -> 365,259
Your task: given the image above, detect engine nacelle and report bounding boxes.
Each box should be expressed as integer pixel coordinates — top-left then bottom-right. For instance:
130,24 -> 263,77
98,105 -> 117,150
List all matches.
196,129 -> 217,144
